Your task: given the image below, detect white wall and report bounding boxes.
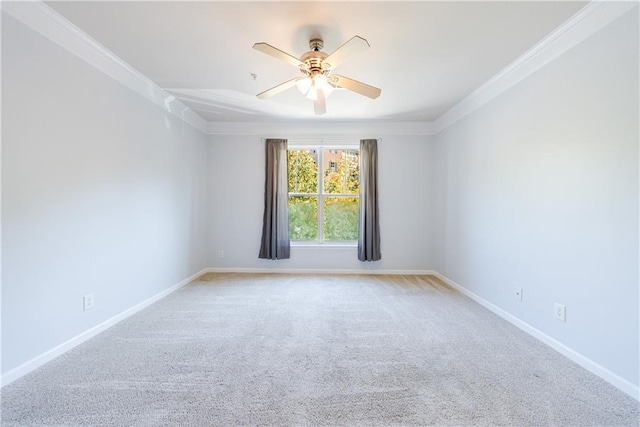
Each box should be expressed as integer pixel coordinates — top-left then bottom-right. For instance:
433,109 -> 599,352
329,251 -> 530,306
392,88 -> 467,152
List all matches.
208,134 -> 435,272
3,0 -> 637,401
1,14 -> 209,375
433,9 -> 639,390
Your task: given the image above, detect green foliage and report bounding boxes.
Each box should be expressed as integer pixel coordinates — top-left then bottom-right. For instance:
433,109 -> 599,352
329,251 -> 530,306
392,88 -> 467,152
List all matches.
324,197 -> 359,241
288,149 -> 360,241
324,150 -> 359,194
288,150 -> 317,193
289,196 -> 318,240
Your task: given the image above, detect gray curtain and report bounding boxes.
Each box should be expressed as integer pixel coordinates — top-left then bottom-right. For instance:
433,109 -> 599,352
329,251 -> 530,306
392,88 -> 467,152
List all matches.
358,139 -> 381,261
258,139 -> 290,259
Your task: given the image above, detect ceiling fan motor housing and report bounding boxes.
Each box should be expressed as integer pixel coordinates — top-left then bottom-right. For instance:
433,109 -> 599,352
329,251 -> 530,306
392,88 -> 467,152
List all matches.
300,39 -> 331,77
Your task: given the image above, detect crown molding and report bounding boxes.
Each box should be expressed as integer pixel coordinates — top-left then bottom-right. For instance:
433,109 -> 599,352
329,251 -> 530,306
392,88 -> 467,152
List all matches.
2,1 -> 208,134
434,0 -> 637,133
206,120 -> 437,136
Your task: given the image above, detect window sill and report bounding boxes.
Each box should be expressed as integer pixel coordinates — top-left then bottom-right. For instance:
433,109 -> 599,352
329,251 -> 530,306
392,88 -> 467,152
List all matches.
291,242 -> 357,249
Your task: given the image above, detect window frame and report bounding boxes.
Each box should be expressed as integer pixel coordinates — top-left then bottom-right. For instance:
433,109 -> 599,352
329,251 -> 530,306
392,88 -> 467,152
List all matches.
288,143 -> 359,246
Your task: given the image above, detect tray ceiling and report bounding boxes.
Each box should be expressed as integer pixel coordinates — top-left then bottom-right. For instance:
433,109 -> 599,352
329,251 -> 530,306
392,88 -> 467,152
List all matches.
46,1 -> 587,123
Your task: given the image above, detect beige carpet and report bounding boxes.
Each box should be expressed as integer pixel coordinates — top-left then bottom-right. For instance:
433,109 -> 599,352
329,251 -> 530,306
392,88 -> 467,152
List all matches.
2,273 -> 638,426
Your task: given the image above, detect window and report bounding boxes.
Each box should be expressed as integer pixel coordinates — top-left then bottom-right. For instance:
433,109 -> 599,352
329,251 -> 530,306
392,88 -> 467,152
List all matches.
288,147 -> 360,242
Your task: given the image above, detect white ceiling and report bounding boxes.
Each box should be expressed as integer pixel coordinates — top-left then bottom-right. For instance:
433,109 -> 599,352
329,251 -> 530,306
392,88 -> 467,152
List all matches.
46,1 -> 586,123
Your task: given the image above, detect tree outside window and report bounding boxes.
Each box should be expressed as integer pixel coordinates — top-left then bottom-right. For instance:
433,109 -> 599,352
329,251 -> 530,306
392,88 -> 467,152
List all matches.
288,147 -> 359,242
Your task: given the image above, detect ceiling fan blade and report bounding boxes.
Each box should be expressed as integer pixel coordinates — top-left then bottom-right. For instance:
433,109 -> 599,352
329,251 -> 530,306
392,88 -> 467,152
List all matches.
253,42 -> 307,70
314,90 -> 326,115
323,36 -> 370,70
329,74 -> 381,99
257,78 -> 301,99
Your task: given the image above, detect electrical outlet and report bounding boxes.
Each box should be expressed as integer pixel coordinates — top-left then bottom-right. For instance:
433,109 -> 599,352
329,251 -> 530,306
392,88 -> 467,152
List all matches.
218,250 -> 224,259
554,303 -> 566,322
515,288 -> 523,302
83,293 -> 95,311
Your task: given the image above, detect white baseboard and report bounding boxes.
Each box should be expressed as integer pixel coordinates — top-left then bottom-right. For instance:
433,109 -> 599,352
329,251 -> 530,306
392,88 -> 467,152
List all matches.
1,267 -> 429,387
431,271 -> 640,401
203,267 -> 436,275
0,268 -> 208,388
5,267 -> 637,402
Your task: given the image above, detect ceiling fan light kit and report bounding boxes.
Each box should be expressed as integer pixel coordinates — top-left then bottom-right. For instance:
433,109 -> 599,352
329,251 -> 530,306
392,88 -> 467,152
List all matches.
253,36 -> 381,115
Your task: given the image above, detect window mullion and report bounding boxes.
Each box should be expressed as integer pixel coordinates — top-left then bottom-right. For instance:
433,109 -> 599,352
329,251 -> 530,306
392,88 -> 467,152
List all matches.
318,148 -> 324,243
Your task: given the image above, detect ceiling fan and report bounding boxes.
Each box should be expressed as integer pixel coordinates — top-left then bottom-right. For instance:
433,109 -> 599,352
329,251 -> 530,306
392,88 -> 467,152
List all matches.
253,36 -> 382,115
